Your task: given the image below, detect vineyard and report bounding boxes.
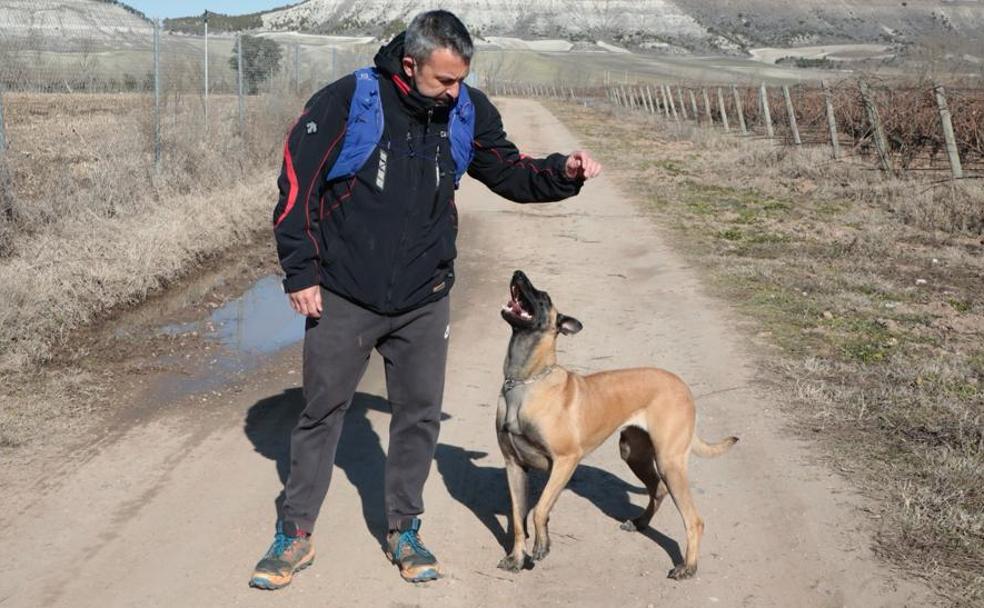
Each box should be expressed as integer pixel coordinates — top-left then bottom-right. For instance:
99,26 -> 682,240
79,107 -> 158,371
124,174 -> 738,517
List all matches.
489,79 -> 984,180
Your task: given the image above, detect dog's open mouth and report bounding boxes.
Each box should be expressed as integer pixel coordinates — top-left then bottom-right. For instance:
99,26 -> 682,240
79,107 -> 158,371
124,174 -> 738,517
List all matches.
502,283 -> 534,322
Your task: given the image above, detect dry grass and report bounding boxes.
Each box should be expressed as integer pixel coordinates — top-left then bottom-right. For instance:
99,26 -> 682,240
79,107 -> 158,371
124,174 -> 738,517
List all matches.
548,100 -> 984,605
0,90 -> 302,446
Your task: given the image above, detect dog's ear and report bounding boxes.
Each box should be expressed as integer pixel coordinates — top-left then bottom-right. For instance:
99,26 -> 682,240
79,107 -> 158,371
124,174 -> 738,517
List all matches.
557,314 -> 583,336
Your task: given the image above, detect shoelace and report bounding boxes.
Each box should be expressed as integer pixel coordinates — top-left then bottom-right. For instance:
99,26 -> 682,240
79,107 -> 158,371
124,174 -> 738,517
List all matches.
396,530 -> 434,560
269,532 -> 295,558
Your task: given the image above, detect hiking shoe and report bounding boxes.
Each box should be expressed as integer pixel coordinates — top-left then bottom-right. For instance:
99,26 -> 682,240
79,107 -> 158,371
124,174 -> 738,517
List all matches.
385,518 -> 442,583
249,521 -> 315,590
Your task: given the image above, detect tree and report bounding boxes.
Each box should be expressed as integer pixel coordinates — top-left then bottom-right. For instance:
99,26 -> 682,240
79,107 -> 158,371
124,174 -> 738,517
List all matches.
230,35 -> 283,95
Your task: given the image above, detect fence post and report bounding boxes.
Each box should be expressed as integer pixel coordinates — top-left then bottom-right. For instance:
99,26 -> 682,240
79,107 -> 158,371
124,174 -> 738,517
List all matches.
237,33 -> 245,137
732,85 -> 748,134
702,88 -> 713,125
0,89 -> 6,153
659,85 -> 671,118
203,11 -> 209,132
821,81 -> 840,159
645,85 -> 656,114
934,84 -> 964,179
676,87 -> 688,120
154,19 -> 161,170
858,80 -> 894,174
294,44 -> 301,95
759,83 -> 774,138
717,87 -> 730,131
665,85 -> 679,121
782,85 -> 802,145
688,90 -> 699,122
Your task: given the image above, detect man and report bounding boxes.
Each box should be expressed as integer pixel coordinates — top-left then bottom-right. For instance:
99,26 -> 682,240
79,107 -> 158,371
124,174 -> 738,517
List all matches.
251,9 -> 602,590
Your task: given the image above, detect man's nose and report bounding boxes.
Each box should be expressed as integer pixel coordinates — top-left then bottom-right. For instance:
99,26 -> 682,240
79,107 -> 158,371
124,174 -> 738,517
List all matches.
447,82 -> 460,99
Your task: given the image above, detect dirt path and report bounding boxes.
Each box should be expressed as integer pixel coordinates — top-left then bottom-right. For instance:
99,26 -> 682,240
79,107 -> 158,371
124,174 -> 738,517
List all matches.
0,99 -> 934,608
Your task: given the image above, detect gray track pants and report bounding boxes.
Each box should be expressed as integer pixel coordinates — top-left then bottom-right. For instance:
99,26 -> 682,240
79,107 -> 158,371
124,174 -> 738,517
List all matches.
281,288 -> 450,533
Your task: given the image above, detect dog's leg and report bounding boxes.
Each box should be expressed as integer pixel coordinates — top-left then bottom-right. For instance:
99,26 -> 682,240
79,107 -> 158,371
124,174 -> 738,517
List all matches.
618,427 -> 668,532
497,457 -> 530,572
657,456 -> 703,580
530,456 -> 579,562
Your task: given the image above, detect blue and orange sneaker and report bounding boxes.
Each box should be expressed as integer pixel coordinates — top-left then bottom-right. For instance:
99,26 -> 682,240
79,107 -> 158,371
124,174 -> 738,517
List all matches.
385,518 -> 442,583
249,521 -> 315,590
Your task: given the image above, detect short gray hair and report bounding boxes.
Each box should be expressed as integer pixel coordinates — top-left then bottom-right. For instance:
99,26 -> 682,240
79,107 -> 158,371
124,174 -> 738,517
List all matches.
405,10 -> 474,65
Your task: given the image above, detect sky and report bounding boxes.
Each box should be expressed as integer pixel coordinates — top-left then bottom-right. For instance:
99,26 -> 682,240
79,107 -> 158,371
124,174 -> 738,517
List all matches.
124,1 -> 289,19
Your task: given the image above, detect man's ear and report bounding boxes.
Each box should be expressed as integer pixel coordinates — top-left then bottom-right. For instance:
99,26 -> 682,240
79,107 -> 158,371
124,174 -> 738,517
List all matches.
557,314 -> 583,336
401,56 -> 415,79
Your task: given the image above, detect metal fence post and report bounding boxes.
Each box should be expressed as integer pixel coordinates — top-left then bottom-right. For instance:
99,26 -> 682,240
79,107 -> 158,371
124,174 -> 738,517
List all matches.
934,84 -> 964,179
859,80 -> 894,174
154,19 -> 161,170
294,44 -> 300,96
0,86 -> 7,153
782,85 -> 801,145
237,33 -> 245,137
733,85 -> 748,134
759,83 -> 774,138
203,11 -> 209,132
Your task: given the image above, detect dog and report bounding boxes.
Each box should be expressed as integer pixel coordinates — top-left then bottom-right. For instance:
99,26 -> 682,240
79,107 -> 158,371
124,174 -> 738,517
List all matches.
496,270 -> 738,579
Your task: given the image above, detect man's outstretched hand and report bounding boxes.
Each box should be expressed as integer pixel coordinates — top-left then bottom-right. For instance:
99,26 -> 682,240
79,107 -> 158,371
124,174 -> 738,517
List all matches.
564,150 -> 602,180
288,285 -> 323,318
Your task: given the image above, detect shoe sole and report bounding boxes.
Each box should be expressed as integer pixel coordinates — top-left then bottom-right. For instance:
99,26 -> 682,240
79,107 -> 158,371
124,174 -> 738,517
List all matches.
249,551 -> 315,590
386,550 -> 442,583
402,567 -> 440,583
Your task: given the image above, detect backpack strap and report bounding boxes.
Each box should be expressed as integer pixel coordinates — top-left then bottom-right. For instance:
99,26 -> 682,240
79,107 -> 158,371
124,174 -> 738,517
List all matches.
325,67 -> 384,183
449,84 -> 475,188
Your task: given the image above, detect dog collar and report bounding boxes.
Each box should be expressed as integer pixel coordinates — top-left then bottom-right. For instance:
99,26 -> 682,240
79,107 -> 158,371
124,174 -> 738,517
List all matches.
502,365 -> 557,393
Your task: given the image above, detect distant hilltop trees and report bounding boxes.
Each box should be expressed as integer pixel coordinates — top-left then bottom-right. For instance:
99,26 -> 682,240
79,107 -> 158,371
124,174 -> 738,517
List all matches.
164,12 -> 264,34
94,0 -> 150,22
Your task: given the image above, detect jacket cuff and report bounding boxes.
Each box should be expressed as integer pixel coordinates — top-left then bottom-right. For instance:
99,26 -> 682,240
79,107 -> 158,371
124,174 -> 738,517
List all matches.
282,267 -> 320,293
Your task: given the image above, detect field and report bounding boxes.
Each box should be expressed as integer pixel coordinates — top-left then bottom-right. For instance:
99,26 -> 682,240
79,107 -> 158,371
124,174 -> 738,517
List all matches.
546,97 -> 984,604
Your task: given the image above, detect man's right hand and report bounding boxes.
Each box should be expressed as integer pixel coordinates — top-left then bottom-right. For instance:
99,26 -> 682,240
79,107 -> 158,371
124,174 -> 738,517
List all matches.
288,285 -> 323,318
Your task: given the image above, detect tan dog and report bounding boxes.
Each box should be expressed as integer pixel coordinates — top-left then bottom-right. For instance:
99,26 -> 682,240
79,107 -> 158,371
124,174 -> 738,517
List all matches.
496,270 -> 738,579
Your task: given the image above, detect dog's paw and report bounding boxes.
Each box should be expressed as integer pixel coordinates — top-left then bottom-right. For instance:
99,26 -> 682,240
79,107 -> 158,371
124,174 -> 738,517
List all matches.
531,544 -> 550,562
497,554 -> 528,572
667,564 -> 697,580
620,519 -> 640,532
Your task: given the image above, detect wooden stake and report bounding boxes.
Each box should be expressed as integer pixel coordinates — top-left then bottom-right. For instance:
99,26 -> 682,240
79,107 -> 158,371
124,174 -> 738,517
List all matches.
859,80 -> 894,174
759,83 -> 775,138
782,85 -> 802,145
717,87 -> 730,131
934,84 -> 964,179
732,85 -> 748,134
821,80 -> 840,159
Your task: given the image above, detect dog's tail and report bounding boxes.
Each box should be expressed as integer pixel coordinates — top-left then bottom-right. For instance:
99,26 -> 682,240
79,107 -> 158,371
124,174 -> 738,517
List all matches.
691,434 -> 739,458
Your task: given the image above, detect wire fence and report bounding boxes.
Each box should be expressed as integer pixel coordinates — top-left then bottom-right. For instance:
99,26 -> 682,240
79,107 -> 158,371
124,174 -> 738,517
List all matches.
0,21 -> 376,162
489,79 -> 984,180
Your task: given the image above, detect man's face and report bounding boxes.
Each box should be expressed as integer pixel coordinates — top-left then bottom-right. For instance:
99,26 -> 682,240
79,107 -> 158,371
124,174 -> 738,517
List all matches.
402,47 -> 470,104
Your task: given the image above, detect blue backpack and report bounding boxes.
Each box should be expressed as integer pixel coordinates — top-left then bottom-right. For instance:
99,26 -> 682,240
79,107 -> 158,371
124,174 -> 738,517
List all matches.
325,67 -> 476,188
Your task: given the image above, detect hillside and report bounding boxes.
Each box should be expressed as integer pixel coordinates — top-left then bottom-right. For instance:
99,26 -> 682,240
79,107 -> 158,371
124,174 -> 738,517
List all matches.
251,0 -> 984,54
0,0 -> 151,46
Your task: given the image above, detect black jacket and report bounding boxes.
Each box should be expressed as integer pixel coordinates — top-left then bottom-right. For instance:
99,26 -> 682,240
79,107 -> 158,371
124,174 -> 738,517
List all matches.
273,34 -> 583,314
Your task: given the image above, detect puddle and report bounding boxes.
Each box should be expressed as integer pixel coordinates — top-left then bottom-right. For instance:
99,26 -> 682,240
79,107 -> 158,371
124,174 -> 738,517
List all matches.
162,274 -> 304,356
149,274 -> 305,401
